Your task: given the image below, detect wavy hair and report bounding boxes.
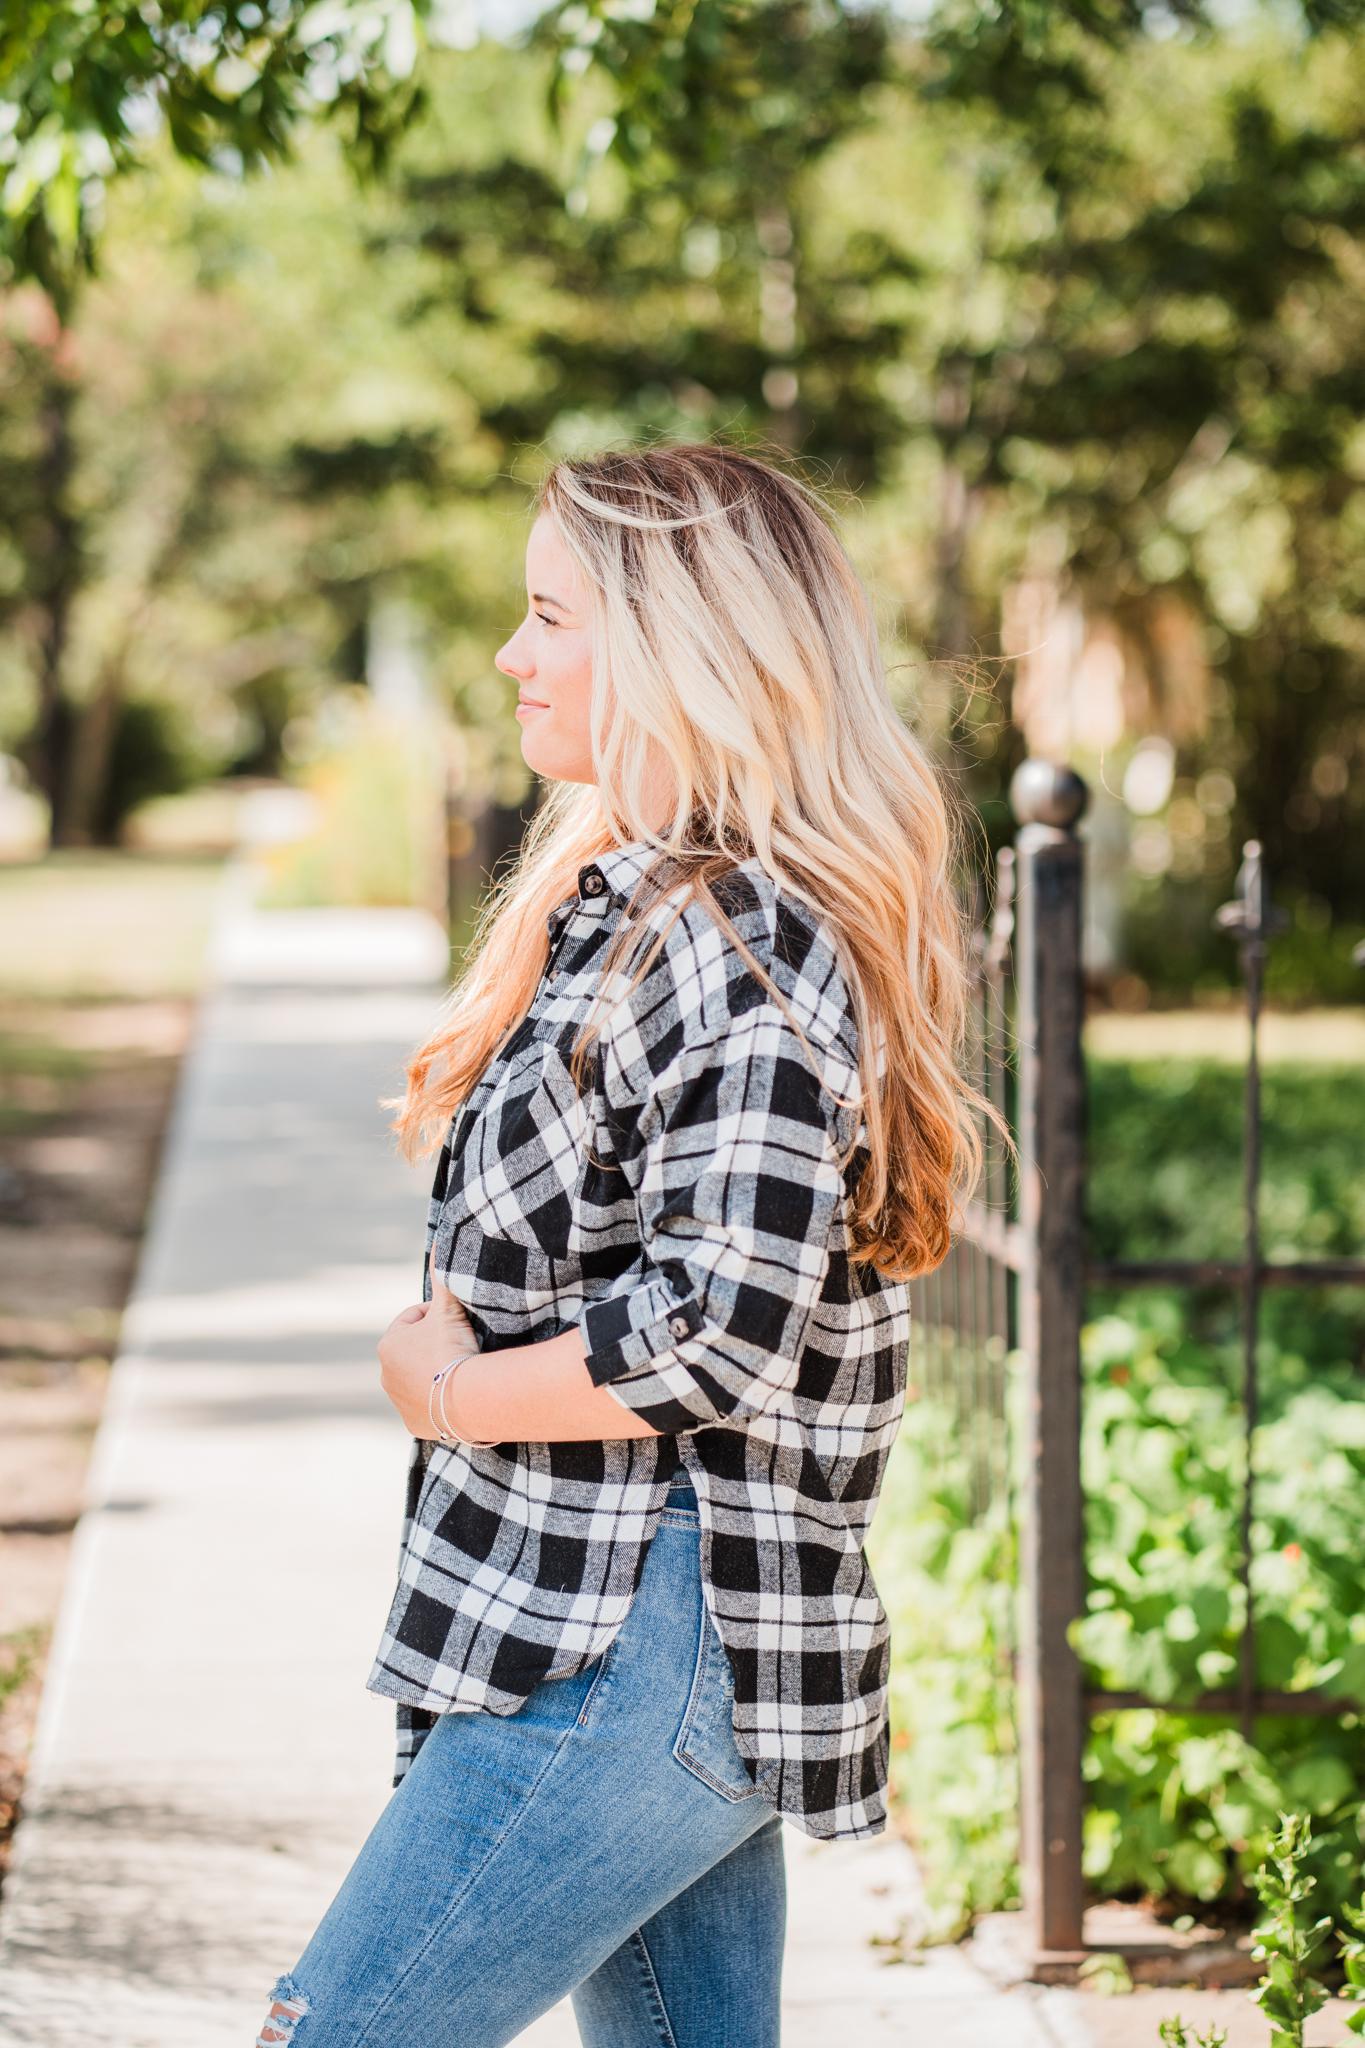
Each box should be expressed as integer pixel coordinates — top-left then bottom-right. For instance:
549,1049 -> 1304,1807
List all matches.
386,439 -> 1011,1281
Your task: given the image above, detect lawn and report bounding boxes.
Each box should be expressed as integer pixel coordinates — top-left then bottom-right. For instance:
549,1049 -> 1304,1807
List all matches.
0,850 -> 225,1002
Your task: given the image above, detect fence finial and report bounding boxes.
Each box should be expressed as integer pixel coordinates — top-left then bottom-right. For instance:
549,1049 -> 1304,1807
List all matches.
1009,759 -> 1089,832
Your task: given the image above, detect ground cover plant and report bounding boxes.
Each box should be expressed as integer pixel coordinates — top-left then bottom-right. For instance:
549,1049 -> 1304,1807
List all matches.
1159,1811 -> 1365,2045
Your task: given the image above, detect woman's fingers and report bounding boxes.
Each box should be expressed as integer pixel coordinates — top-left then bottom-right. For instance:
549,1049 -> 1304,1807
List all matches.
429,1244 -> 476,1327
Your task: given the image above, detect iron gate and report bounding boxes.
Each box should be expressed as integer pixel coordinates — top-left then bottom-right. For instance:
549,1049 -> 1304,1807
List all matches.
905,755 -> 1365,1970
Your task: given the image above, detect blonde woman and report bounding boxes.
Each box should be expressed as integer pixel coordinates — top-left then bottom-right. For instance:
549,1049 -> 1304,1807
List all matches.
255,441 -> 997,2048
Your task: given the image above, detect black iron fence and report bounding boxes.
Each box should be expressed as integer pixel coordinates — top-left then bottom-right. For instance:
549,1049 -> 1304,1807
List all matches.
907,756 -> 1365,1972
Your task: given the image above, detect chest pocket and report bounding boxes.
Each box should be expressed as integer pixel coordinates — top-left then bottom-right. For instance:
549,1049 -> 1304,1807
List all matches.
437,1027 -> 600,1299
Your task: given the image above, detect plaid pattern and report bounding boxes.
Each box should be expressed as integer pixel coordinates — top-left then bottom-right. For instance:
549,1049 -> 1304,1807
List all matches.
365,841 -> 913,1839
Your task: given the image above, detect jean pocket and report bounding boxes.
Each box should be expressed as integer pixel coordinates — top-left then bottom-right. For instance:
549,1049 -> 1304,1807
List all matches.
671,1605 -> 762,1803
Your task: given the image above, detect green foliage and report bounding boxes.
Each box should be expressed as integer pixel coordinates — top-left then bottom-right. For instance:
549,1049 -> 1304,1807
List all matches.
1075,1300 -> 1365,1931
1122,879 -> 1365,1009
1162,1815 -> 1365,2044
1246,1813 -> 1333,2047
4,5 -> 1365,948
102,692 -> 225,840
0,1 -> 451,306
874,1056 -> 1365,1945
1077,1950 -> 1136,1995
1340,1895 -> 1365,2037
1087,1056 -> 1365,1321
1261,905 -> 1365,1009
866,1363 -> 1023,1940
531,0 -> 890,190
0,1621 -> 47,1709
1158,2018 -> 1228,2048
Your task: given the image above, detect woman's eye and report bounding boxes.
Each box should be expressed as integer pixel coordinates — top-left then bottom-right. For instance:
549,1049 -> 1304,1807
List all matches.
535,611 -> 558,629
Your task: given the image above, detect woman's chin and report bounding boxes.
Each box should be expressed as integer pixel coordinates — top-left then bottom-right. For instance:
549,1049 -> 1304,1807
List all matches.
517,732 -> 592,785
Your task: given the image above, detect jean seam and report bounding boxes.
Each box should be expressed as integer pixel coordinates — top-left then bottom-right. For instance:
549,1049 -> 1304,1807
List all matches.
672,1610 -> 760,1804
627,1927 -> 680,2048
672,1584 -> 711,1760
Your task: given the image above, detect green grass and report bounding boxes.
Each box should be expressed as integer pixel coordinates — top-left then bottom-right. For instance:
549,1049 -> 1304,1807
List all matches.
0,1622 -> 48,1709
0,851 -> 225,1000
0,1030 -> 95,1136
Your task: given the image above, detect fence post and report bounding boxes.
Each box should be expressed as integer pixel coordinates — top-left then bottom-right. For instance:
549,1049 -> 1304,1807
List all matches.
1010,758 -> 1090,1963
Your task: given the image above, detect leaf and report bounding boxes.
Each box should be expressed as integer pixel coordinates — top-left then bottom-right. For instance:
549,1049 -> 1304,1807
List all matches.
1282,1756 -> 1356,1816
1317,1642 -> 1365,1702
1166,1839 -> 1227,1900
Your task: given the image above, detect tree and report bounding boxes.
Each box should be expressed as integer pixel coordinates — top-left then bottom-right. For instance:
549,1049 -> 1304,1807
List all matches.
0,0 -> 460,843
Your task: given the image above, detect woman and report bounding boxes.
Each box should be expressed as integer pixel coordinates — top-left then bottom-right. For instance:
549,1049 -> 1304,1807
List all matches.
255,441 -> 999,2048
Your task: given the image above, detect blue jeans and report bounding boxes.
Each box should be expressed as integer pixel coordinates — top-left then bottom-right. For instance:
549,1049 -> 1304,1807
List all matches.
256,1467 -> 787,2048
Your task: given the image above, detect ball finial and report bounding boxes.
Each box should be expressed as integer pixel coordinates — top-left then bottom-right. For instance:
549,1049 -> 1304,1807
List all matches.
1009,759 -> 1089,831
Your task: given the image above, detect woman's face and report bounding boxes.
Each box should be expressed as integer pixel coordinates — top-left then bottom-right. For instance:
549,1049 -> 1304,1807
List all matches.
494,512 -> 596,784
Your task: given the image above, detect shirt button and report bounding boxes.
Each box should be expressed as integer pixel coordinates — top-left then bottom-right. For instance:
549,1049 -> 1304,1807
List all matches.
668,1314 -> 690,1339
581,870 -> 605,896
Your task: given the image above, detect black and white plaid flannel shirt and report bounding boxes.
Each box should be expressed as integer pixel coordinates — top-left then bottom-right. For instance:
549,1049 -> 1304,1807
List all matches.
365,840 -> 913,1839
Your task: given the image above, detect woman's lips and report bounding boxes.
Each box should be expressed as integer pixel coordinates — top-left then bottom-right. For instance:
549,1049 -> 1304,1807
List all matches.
515,698 -> 549,718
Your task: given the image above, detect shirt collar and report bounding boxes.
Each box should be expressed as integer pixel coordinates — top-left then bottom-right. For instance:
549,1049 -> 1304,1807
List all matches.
577,840 -> 662,905
546,839 -> 664,941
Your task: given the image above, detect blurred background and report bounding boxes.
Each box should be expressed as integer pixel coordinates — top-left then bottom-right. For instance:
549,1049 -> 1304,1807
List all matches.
1,0 -> 1361,998
1,0 -> 1363,2024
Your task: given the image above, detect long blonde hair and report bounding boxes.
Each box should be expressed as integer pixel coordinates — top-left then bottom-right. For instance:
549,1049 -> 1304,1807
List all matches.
386,439 -> 1007,1281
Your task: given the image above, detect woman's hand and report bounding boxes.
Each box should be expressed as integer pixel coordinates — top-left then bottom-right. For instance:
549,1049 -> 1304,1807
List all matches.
377,1242 -> 484,1440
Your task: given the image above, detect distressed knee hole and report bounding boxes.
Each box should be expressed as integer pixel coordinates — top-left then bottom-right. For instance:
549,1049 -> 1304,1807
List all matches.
256,1973 -> 310,2046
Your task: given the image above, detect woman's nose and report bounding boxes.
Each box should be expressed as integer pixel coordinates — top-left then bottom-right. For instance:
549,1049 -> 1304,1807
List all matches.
495,637 -> 531,680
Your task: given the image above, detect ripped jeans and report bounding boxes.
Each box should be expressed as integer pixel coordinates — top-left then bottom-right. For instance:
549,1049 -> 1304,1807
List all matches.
255,1467 -> 786,2048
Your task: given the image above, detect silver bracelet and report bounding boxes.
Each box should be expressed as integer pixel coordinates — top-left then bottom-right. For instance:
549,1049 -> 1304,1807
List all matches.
429,1351 -> 500,1449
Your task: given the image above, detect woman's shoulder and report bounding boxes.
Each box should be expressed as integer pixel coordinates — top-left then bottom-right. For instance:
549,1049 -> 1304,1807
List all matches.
609,854 -> 861,1071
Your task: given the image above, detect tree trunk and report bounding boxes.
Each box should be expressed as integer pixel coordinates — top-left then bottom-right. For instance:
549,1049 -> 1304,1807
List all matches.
932,352 -> 975,664
63,642 -> 133,848
27,331 -> 83,849
755,198 -> 804,452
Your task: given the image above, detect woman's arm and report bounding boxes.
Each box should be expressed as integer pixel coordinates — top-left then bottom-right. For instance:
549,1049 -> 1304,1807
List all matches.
382,998 -> 849,1444
380,962 -> 850,1447
376,1249 -> 663,1443
446,1325 -> 664,1443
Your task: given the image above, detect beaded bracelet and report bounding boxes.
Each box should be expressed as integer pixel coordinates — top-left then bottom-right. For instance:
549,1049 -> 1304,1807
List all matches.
429,1352 -> 500,1449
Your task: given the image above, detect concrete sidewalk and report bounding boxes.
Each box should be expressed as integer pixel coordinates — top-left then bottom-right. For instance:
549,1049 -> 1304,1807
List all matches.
0,828 -> 1065,2048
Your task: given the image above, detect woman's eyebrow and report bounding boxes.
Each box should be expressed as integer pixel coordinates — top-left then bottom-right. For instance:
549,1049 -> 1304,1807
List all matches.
531,592 -> 569,611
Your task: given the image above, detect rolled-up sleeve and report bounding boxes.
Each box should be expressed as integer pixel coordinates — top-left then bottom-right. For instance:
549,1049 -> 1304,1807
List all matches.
579,996 -> 849,1434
